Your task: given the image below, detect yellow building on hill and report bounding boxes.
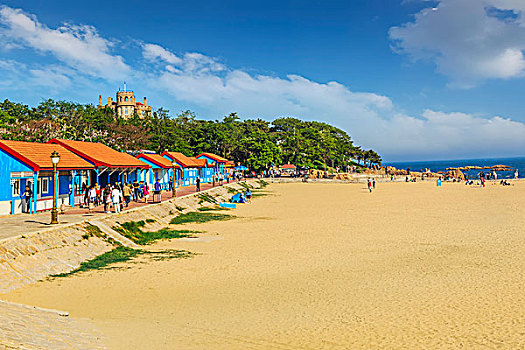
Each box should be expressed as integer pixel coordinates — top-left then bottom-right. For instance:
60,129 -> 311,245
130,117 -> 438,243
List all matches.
98,85 -> 152,119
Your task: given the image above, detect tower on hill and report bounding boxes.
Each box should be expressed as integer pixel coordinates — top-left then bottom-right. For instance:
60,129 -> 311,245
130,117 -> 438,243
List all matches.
98,84 -> 152,119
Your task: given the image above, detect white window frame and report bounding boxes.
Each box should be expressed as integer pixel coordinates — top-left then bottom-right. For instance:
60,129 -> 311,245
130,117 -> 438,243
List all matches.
42,177 -> 49,194
12,179 -> 20,196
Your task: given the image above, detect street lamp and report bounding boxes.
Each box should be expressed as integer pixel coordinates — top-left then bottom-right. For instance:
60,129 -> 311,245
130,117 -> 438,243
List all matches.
50,150 -> 60,224
171,160 -> 177,198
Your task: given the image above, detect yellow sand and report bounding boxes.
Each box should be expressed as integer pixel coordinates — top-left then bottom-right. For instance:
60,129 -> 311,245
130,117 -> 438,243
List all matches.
3,181 -> 525,349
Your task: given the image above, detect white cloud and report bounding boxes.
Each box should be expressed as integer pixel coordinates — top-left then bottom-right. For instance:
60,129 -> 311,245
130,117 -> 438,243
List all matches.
377,111 -> 525,160
389,0 -> 525,86
142,43 -> 182,65
0,6 -> 129,80
28,67 -> 71,89
142,44 -> 225,75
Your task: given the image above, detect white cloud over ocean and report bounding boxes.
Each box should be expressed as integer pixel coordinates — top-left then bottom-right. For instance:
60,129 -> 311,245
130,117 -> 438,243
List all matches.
1,4 -> 525,161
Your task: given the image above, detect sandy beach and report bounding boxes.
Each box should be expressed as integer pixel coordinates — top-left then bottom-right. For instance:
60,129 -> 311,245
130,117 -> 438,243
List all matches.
3,181 -> 525,349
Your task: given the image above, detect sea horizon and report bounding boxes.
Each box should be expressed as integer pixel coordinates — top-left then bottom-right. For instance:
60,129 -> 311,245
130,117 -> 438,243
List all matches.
385,156 -> 525,179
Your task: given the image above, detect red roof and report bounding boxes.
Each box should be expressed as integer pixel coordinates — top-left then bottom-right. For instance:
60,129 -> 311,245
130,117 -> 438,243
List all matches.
48,139 -> 149,169
0,140 -> 94,171
161,151 -> 199,168
190,157 -> 208,168
196,152 -> 228,163
281,164 -> 296,169
226,160 -> 235,167
137,153 -> 180,169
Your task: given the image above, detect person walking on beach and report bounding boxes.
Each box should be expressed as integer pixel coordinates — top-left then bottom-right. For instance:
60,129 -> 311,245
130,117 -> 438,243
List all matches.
367,179 -> 372,193
83,186 -> 89,207
21,185 -> 32,213
515,169 -> 519,179
132,180 -> 139,202
437,177 -> 442,187
123,182 -> 131,207
103,185 -> 111,213
111,186 -> 121,213
153,179 -> 162,203
372,179 -> 376,189
143,182 -> 150,203
88,186 -> 96,212
95,183 -> 101,206
88,186 -> 97,209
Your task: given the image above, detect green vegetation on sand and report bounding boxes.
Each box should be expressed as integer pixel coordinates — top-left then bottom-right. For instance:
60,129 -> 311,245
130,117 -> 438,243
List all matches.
51,247 -> 194,277
257,179 -> 269,188
114,220 -> 199,245
197,193 -> 218,204
197,206 -> 229,212
170,212 -> 234,225
51,247 -> 141,277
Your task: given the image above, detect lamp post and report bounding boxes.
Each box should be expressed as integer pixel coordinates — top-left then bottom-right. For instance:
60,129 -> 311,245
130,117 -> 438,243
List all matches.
50,151 -> 60,224
212,166 -> 216,187
171,161 -> 177,198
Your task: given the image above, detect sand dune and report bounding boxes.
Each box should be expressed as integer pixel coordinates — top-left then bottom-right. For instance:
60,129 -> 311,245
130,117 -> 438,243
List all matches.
3,181 -> 525,349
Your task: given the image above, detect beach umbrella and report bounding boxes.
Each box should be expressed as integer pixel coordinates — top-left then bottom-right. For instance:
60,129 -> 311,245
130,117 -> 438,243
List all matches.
235,165 -> 248,171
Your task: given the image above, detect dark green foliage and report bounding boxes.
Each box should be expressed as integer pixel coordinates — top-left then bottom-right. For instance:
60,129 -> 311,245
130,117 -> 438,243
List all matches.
239,182 -> 254,190
146,218 -> 155,223
225,187 -> 238,194
197,206 -> 229,211
114,220 -> 198,245
82,224 -> 107,240
51,247 -> 141,277
0,99 -> 381,172
257,179 -> 269,188
146,249 -> 194,261
127,229 -> 197,245
197,193 -> 218,204
120,220 -> 145,232
51,247 -> 194,277
252,192 -> 270,197
85,224 -> 105,238
170,212 -> 233,225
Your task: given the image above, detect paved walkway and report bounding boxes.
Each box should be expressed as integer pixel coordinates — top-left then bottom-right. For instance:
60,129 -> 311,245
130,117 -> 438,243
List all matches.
0,300 -> 106,349
0,181 -> 239,241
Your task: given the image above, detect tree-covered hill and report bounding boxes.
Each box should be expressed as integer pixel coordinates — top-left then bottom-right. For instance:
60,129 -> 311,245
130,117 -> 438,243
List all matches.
0,99 -> 382,171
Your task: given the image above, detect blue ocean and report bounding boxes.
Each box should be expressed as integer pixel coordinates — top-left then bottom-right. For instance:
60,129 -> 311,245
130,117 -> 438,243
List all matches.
386,157 -> 525,179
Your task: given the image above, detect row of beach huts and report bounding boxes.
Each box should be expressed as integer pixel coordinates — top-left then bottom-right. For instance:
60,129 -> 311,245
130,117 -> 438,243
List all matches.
0,139 -> 235,215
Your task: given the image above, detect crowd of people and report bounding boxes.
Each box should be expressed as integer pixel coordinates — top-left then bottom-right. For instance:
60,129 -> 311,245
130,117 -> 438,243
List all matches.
78,172 -> 241,214
81,179 -> 165,213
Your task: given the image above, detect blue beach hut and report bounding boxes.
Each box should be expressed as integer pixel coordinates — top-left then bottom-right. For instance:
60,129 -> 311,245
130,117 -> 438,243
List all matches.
48,139 -> 150,189
161,152 -> 199,187
0,140 -> 94,215
196,152 -> 229,179
136,153 -> 181,190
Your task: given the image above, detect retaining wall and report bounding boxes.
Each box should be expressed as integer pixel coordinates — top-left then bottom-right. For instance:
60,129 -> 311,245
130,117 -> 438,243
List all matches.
0,180 -> 261,293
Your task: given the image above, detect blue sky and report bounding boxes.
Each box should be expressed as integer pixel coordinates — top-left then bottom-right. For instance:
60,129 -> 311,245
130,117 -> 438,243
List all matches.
1,0 -> 525,161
